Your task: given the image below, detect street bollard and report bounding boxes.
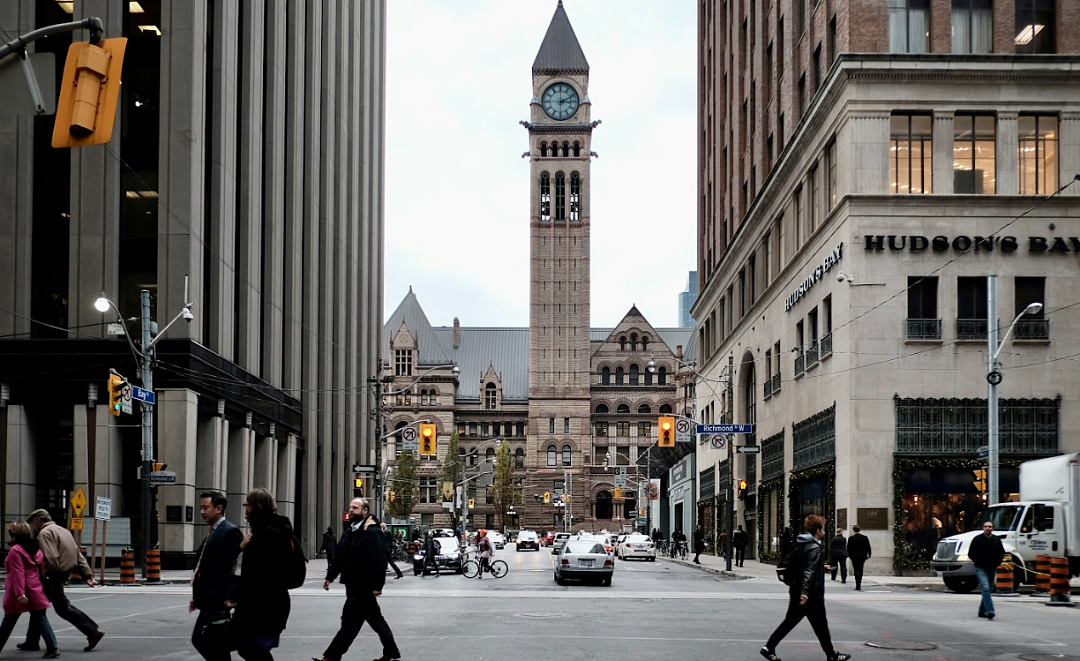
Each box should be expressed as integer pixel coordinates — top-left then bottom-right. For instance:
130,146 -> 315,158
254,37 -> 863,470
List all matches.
1046,556 -> 1075,608
1035,555 -> 1051,593
146,546 -> 161,584
119,547 -> 136,584
995,562 -> 1016,595
71,546 -> 88,582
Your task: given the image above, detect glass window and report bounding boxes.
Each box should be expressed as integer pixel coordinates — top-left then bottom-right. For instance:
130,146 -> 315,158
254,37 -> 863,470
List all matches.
394,350 -> 413,376
601,367 -> 610,385
889,0 -> 930,53
615,367 -> 624,385
1015,0 -> 1055,54
549,417 -> 555,434
517,423 -> 526,437
569,172 -> 581,222
616,446 -> 630,465
953,115 -> 996,194
638,421 -> 651,437
1018,115 -> 1058,195
890,114 -> 933,194
595,446 -> 609,465
547,445 -> 557,467
595,421 -> 608,437
485,383 -> 497,409
554,172 -> 566,221
1015,277 -> 1046,318
562,445 -> 572,467
952,0 -> 992,54
908,276 -> 939,319
957,277 -> 988,320
629,364 -> 639,386
540,172 -> 551,222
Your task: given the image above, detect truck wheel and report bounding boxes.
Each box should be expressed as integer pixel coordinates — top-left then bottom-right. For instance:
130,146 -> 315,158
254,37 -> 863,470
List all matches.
943,576 -> 977,593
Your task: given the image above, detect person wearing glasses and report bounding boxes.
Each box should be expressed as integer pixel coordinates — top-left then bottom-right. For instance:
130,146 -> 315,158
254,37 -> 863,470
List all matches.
968,520 -> 1005,620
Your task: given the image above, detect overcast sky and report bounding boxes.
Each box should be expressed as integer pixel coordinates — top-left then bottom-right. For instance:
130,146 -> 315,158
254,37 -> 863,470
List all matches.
384,0 -> 697,329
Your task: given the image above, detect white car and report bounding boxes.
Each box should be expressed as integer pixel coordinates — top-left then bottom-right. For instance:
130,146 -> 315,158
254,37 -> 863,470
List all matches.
487,531 -> 506,549
555,539 -> 614,586
617,533 -> 656,561
551,532 -> 572,553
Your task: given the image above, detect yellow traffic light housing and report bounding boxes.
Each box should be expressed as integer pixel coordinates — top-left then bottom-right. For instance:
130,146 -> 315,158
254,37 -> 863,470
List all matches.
353,476 -> 364,497
658,416 -> 675,447
153,462 -> 168,472
107,372 -> 125,417
543,492 -> 551,504
738,479 -> 748,499
972,468 -> 987,493
388,490 -> 396,503
52,38 -> 127,148
468,498 -> 475,509
614,487 -> 622,499
419,423 -> 437,455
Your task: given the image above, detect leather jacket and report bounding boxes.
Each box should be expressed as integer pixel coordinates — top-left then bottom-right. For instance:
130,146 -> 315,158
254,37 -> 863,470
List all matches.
796,532 -> 826,595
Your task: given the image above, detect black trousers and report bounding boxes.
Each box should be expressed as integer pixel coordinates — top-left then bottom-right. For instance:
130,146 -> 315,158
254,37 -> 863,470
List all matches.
851,557 -> 867,588
323,583 -> 399,660
765,588 -> 835,657
831,556 -> 848,582
25,573 -> 99,644
192,609 -> 232,661
735,546 -> 746,566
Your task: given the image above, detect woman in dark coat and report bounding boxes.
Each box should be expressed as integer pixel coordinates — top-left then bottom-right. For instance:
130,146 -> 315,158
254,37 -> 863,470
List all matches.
226,488 -> 294,661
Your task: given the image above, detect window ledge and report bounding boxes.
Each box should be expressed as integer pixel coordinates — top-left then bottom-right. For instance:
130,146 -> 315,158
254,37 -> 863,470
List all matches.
806,359 -> 820,371
955,337 -> 987,344
905,338 -> 943,344
794,370 -> 805,379
1012,338 -> 1051,345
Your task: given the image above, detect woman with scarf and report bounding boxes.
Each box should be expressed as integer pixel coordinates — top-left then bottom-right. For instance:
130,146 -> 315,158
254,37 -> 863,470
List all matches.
0,521 -> 60,658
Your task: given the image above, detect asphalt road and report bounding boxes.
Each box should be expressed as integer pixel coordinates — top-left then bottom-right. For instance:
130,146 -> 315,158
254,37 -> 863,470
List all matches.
7,545 -> 1078,661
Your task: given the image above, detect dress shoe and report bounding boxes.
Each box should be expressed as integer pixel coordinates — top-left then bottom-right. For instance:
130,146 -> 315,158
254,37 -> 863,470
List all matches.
373,654 -> 402,661
16,643 -> 41,652
84,630 -> 104,651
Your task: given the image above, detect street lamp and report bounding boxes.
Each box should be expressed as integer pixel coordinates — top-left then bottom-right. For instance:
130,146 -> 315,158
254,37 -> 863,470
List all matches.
986,277 -> 1042,506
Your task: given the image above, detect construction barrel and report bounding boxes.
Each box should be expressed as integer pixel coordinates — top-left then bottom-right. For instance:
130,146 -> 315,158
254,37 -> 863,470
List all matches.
1046,556 -> 1075,608
146,546 -> 161,584
995,562 -> 1017,595
1035,555 -> 1052,594
120,548 -> 136,584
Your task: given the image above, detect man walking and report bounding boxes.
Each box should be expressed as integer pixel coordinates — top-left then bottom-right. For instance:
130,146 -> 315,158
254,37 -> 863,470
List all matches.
830,528 -> 848,583
314,497 -> 401,661
321,526 -> 338,566
847,525 -> 872,591
692,525 -> 704,564
760,514 -> 851,661
380,523 -> 404,580
21,509 -> 104,653
189,492 -> 243,661
733,525 -> 748,567
421,531 -> 441,577
968,520 -> 1005,620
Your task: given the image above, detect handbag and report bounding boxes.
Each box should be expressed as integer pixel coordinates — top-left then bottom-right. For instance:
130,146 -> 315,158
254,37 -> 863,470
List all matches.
200,609 -> 234,648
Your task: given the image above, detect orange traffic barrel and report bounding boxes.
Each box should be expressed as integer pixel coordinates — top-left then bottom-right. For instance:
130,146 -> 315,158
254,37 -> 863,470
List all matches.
1035,555 -> 1051,593
119,547 -> 136,584
995,562 -> 1016,595
146,546 -> 161,584
1047,556 -> 1075,608
71,546 -> 88,582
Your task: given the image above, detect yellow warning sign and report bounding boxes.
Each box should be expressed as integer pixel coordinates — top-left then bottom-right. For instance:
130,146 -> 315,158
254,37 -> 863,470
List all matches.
71,487 -> 88,517
69,517 -> 84,531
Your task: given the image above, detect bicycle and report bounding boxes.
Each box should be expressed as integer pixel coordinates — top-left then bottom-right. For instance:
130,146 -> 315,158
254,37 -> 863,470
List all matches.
461,556 -> 508,579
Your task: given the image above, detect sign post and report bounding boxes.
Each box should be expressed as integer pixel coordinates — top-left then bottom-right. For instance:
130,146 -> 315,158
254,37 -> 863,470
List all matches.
95,497 -> 111,584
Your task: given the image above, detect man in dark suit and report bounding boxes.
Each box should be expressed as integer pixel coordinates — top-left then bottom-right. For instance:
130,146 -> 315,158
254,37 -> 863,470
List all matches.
846,525 -> 871,591
189,491 -> 243,661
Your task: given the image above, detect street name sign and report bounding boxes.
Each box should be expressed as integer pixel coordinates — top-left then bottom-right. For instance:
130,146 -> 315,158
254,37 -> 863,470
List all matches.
736,446 -> 761,454
975,445 -> 989,459
148,470 -> 177,483
697,424 -> 753,434
131,385 -> 155,405
675,418 -> 694,444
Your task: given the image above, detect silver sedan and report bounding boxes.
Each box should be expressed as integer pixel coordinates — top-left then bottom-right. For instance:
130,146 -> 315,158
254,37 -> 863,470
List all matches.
554,540 -> 614,586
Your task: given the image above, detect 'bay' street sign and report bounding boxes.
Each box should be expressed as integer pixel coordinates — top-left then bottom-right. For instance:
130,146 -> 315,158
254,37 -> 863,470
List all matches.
131,385 -> 155,405
697,424 -> 753,434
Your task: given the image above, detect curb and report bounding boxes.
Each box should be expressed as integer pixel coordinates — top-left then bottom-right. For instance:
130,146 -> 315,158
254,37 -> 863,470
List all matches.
657,555 -> 751,580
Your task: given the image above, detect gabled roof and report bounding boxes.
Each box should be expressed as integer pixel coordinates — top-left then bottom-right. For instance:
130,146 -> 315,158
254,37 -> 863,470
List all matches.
432,327 -> 530,402
532,1 -> 589,74
383,288 -> 452,367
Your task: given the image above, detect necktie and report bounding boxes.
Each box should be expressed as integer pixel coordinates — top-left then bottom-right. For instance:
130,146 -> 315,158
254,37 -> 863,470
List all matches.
190,527 -> 214,585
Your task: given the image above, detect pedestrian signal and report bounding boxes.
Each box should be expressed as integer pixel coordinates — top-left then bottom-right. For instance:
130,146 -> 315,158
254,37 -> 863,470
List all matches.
543,492 -> 551,504
738,479 -> 748,499
468,498 -> 475,509
658,416 -> 675,447
353,477 -> 364,497
972,468 -> 987,493
419,423 -> 437,455
107,372 -> 125,417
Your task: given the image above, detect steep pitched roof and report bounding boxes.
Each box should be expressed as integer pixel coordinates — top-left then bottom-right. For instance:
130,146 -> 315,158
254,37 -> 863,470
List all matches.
383,288 -> 452,367
432,327 -> 530,402
532,1 -> 589,74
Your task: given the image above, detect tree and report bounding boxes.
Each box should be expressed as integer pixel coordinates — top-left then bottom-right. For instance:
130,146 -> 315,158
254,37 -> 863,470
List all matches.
490,442 -> 517,528
441,431 -> 465,530
388,450 -> 419,519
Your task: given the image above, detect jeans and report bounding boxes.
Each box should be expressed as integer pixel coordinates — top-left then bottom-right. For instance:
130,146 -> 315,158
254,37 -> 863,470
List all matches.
0,611 -> 59,653
735,546 -> 746,566
974,567 -> 995,616
765,588 -> 835,657
322,582 -> 399,661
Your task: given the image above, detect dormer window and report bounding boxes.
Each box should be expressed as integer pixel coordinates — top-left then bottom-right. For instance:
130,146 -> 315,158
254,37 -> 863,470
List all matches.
485,383 -> 497,410
394,349 -> 413,376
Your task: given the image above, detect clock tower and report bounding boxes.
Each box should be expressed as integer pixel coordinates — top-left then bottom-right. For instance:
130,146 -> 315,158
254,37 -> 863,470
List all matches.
526,1 -> 594,527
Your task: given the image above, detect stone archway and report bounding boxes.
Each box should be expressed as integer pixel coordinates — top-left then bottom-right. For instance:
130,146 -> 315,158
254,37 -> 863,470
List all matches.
595,490 -> 613,520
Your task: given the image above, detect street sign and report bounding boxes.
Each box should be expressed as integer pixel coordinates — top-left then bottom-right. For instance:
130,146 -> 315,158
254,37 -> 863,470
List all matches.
107,322 -> 126,335
675,418 -> 693,444
95,496 -> 112,522
69,517 -> 84,531
615,473 -> 627,487
121,384 -> 133,415
736,445 -> 761,454
441,501 -> 454,510
131,385 -> 155,405
71,487 -> 88,517
975,445 -> 989,460
148,470 -> 177,483
353,464 -> 376,473
709,435 -> 726,449
697,424 -> 753,434
400,426 -> 418,450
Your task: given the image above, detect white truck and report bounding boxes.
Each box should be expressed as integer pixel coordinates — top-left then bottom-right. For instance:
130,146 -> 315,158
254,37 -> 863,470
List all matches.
931,453 -> 1080,593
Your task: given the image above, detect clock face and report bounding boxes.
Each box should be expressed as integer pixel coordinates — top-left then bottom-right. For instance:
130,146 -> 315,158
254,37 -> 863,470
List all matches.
542,83 -> 580,120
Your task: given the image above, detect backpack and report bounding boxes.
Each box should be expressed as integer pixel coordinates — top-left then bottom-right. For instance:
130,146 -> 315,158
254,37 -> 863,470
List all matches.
776,541 -> 806,586
283,534 -> 308,589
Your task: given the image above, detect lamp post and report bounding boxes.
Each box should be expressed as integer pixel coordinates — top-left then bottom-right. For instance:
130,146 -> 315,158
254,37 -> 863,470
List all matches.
95,280 -> 194,576
986,275 -> 1042,506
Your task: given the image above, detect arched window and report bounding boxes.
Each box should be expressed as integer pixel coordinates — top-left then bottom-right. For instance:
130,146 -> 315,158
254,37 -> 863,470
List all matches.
629,364 -> 639,386
419,390 -> 428,406
547,445 -> 557,467
573,141 -> 581,157
641,336 -> 649,351
554,172 -> 566,221
562,141 -> 570,156
744,358 -> 757,446
617,404 -> 630,414
615,367 -> 624,385
659,404 -> 673,414
595,491 -> 613,520
540,172 -> 551,222
644,369 -> 653,385
540,141 -> 548,157
485,382 -> 497,410
515,448 -> 525,469
596,404 -> 609,414
638,404 -> 651,414
569,172 -> 580,221
630,333 -> 638,351
658,366 -> 667,385
619,336 -> 627,351
486,447 -> 496,462
601,367 -> 611,385
562,445 -> 572,466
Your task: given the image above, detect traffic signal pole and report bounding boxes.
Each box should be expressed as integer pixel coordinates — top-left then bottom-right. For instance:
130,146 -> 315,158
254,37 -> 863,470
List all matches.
725,434 -> 733,572
140,289 -> 154,577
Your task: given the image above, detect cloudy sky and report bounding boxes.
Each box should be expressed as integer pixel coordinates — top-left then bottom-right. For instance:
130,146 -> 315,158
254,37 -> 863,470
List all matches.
384,0 -> 697,329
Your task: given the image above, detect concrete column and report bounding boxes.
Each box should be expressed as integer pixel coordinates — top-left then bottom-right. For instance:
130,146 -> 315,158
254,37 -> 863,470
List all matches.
71,392 -> 123,516
996,112 -> 1019,195
157,388 -> 199,559
253,432 -> 272,490
932,111 -> 954,195
227,414 -> 253,531
276,434 -> 297,522
843,110 -> 891,195
261,0 -> 286,385
196,401 -> 228,493
281,0 -> 305,387
1058,112 -> 1080,196
3,405 -> 36,518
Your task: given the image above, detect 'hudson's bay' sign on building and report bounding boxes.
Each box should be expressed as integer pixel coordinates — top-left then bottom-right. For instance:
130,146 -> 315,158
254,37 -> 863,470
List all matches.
785,243 -> 843,312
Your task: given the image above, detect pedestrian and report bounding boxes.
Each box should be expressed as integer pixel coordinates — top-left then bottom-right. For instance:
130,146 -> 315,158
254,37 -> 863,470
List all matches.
226,488 -> 295,660
0,521 -> 60,658
718,529 -> 728,561
692,525 -> 705,564
968,520 -> 1005,620
190,491 -> 244,661
733,525 -> 748,567
321,526 -> 338,565
421,531 -> 440,577
830,528 -> 848,584
846,525 -> 871,591
760,514 -> 851,661
380,523 -> 404,580
313,497 -> 401,661
21,509 -> 104,652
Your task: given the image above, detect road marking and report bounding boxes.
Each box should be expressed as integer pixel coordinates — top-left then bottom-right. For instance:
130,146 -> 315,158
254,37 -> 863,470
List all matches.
49,603 -> 188,634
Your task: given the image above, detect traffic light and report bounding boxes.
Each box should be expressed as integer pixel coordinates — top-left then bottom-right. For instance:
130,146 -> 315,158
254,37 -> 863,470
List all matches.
419,423 -> 437,455
972,468 -> 987,493
614,487 -> 622,499
468,498 -> 475,509
353,476 -> 364,497
52,38 -> 128,148
658,416 -> 675,447
388,490 -> 396,503
107,372 -> 125,417
543,492 -> 551,504
738,479 -> 748,500
153,462 -> 168,472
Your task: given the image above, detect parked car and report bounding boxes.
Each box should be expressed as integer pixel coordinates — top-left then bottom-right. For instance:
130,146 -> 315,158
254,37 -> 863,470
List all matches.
516,530 -> 540,551
542,532 -> 556,547
487,531 -> 507,549
552,532 -> 572,553
412,536 -> 465,575
617,533 -> 656,561
554,540 -> 614,586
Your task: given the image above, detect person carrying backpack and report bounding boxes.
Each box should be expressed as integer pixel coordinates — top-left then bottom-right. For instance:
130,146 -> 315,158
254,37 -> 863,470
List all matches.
761,514 -> 851,661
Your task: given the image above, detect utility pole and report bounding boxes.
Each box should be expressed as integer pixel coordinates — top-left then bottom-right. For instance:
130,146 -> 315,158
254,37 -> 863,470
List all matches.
139,289 -> 154,576
987,275 -> 1000,506
725,435 -> 734,572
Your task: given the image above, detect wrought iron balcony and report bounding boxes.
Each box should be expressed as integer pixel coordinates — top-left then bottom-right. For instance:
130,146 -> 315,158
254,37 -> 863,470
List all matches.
805,341 -> 819,366
820,333 -> 832,359
771,373 -> 781,394
956,318 -> 987,340
794,353 -> 805,376
764,378 -> 774,398
906,318 -> 942,340
1015,318 -> 1049,340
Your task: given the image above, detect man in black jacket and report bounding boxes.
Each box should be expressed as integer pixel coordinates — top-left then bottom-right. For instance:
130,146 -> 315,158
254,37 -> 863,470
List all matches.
761,515 -> 851,661
830,528 -> 848,583
314,498 -> 401,661
846,525 -> 872,591
733,525 -> 749,567
189,492 -> 243,661
968,520 -> 1006,620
